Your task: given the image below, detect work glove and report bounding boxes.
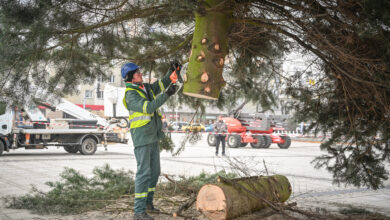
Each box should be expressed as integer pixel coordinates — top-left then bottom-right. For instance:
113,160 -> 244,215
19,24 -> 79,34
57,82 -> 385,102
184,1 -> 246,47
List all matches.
170,71 -> 178,83
169,60 -> 182,83
166,84 -> 177,96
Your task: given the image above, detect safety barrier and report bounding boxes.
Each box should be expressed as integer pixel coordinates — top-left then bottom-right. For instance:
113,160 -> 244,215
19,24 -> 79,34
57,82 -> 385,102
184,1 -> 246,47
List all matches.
164,130 -> 329,138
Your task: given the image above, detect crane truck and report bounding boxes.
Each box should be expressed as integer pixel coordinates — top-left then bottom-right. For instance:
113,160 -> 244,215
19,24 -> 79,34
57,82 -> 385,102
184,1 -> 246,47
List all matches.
207,101 -> 291,149
0,99 -> 128,156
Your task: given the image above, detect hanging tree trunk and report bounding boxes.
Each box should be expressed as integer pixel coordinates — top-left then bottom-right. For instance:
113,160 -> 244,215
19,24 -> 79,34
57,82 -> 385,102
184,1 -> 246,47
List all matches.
196,175 -> 292,220
182,0 -> 232,100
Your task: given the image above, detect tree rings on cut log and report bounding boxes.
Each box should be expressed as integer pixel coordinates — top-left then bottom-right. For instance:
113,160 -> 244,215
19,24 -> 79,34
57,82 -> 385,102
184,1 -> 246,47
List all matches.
201,38 -> 208,44
204,86 -> 211,93
196,185 -> 227,220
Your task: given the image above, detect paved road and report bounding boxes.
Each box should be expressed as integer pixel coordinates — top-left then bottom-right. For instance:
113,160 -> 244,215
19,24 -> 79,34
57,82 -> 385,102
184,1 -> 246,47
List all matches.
0,133 -> 389,219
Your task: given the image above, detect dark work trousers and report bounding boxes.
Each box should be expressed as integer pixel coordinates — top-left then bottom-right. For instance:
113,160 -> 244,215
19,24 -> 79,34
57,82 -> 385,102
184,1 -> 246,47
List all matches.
215,135 -> 226,154
133,142 -> 160,214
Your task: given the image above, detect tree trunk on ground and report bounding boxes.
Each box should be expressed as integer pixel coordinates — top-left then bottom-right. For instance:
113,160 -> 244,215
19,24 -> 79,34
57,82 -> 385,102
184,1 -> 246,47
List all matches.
196,175 -> 291,220
183,0 -> 232,100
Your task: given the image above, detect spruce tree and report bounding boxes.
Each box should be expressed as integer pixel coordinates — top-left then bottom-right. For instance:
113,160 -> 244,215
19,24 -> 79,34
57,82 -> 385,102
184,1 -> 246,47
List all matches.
0,0 -> 389,189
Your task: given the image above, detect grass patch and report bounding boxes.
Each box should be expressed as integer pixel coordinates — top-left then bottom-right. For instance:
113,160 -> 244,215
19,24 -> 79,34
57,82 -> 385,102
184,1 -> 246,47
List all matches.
4,164 -> 134,215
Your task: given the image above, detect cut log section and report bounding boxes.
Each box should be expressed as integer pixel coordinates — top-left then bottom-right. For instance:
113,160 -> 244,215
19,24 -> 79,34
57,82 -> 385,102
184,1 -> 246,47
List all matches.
196,175 -> 291,220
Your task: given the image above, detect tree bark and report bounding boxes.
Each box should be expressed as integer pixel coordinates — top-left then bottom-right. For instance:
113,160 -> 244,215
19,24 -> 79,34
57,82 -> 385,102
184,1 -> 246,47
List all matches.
183,0 -> 232,100
196,175 -> 292,220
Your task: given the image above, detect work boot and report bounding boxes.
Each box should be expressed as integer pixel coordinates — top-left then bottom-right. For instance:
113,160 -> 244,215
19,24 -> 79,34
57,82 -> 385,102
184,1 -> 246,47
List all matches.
134,212 -> 154,220
215,152 -> 218,156
146,204 -> 160,213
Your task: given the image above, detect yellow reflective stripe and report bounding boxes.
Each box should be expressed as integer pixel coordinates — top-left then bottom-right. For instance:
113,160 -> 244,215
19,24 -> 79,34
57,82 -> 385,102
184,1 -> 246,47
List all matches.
125,88 -> 147,99
135,192 -> 148,198
143,101 -> 148,113
148,187 -> 155,192
150,89 -> 156,99
129,115 -> 151,123
158,80 -> 165,92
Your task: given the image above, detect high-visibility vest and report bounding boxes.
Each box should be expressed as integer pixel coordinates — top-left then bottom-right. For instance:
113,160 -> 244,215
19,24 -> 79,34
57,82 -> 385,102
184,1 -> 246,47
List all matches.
122,87 -> 161,129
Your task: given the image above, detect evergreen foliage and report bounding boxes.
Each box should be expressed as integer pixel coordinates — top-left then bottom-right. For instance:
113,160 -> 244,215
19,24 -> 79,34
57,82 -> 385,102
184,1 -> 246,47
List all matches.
160,170 -> 237,195
1,0 -> 390,188
4,165 -> 235,215
4,164 -> 134,214
159,134 -> 175,152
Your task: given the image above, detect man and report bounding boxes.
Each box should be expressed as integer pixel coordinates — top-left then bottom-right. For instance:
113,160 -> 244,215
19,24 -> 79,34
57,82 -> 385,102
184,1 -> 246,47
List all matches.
121,62 -> 179,220
214,115 -> 228,156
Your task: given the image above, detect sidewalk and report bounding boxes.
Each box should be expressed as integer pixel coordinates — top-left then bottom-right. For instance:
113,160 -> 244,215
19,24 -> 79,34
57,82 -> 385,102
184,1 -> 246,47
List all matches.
293,185 -> 390,217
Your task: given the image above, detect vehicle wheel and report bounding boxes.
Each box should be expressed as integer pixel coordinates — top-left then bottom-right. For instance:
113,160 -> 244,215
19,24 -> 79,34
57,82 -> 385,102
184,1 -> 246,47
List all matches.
64,145 -> 79,154
227,135 -> 241,148
117,118 -> 129,128
0,141 -> 4,156
240,142 -> 248,147
250,135 -> 266,148
80,138 -> 97,155
277,135 -> 291,149
264,135 -> 272,148
207,134 -> 217,146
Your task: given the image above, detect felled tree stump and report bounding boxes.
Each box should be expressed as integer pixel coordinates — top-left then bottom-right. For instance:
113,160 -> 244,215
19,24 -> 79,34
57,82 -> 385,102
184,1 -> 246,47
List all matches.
196,175 -> 291,220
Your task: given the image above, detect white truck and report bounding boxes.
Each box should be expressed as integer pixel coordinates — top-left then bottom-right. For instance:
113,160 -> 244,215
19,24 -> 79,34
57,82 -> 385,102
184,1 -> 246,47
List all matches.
104,84 -> 129,127
0,101 -> 128,156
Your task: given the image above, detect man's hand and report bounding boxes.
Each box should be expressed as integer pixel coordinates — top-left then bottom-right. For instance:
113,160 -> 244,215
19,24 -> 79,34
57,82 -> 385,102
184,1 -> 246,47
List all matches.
169,61 -> 182,83
170,71 -> 178,83
166,84 -> 177,96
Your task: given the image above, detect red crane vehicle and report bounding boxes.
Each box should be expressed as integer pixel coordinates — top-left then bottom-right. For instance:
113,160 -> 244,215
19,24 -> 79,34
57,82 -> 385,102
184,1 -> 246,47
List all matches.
207,102 -> 291,149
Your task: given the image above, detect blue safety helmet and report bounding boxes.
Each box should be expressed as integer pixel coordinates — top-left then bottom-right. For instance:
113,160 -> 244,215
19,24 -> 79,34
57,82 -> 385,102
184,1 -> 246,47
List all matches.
121,62 -> 139,79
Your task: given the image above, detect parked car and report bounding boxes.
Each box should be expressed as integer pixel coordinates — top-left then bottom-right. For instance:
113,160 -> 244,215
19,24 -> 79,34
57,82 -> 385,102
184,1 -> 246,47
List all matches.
169,121 -> 189,131
182,123 -> 205,132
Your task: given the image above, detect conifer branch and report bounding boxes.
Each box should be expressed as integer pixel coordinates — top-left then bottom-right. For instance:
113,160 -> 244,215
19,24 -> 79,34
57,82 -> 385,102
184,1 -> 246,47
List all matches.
54,5 -> 192,35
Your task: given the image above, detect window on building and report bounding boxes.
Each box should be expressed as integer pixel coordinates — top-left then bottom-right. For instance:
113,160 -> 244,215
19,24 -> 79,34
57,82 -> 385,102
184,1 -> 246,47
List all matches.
97,91 -> 104,99
85,90 -> 93,98
110,74 -> 115,83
